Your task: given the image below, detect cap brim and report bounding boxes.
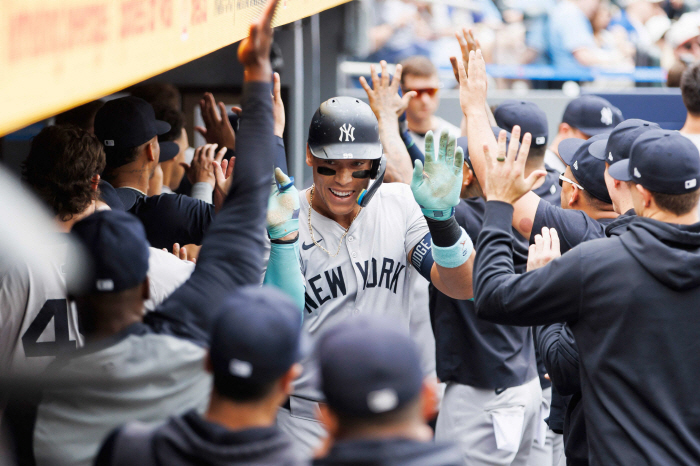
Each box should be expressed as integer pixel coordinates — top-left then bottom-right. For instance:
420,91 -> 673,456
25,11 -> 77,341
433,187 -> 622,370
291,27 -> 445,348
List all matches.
577,126 -> 614,137
588,139 -> 608,161
608,159 -> 632,182
159,141 -> 180,162
155,120 -> 171,136
558,138 -> 586,166
309,142 -> 382,160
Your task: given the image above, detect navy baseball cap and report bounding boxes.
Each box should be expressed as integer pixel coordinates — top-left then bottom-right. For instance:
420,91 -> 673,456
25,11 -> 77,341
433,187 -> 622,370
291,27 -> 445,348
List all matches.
562,95 -> 623,137
589,119 -> 661,165
457,127 -> 511,172
94,96 -> 172,169
559,134 -> 612,204
70,210 -> 149,294
210,286 -> 304,398
609,130 -> 700,194
494,100 -> 548,147
318,317 -> 423,418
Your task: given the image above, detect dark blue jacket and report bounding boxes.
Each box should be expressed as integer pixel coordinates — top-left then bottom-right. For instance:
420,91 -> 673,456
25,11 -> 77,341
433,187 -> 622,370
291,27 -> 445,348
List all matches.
314,438 -> 462,466
475,201 -> 700,466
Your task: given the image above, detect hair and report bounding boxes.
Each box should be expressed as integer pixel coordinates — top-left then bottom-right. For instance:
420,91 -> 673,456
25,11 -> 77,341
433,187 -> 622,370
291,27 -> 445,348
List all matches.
22,125 -> 106,221
680,62 -> 700,114
128,82 -> 181,110
333,397 -> 421,436
651,189 -> 700,215
581,188 -> 613,210
54,101 -> 104,133
399,56 -> 438,87
528,145 -> 547,159
669,60 -> 688,88
213,375 -> 278,403
153,105 -> 185,143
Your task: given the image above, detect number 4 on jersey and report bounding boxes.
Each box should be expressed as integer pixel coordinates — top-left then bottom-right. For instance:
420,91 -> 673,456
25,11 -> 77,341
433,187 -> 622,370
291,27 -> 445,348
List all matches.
22,299 -> 77,357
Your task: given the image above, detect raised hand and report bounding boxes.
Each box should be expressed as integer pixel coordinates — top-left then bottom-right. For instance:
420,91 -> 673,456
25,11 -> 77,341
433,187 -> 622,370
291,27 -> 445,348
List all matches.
272,72 -> 285,138
212,155 -> 236,211
267,168 -> 299,240
450,28 -> 481,84
527,227 -> 561,272
457,49 -> 489,116
195,92 -> 238,149
359,60 -> 416,122
181,143 -> 227,188
238,0 -> 279,81
482,126 -> 546,205
410,129 -> 464,220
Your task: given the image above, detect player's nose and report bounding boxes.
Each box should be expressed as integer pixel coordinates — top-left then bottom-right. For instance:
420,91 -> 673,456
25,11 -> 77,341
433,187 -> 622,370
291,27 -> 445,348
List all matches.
335,167 -> 354,185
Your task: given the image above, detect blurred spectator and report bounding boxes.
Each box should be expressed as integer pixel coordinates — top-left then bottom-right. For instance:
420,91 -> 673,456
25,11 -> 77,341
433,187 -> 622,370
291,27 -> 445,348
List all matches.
366,0 -> 431,63
593,2 -> 636,62
54,101 -> 104,134
667,13 -> 700,63
399,56 -> 460,152
609,0 -> 666,65
548,0 -> 632,69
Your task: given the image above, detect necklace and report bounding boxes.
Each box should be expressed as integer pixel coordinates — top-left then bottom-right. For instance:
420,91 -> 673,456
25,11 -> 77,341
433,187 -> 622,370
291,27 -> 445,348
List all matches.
308,185 -> 362,257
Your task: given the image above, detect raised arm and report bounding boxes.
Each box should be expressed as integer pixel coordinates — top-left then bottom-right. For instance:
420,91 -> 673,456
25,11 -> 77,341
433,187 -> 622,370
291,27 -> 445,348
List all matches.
147,0 -> 279,342
458,46 -> 542,241
360,61 -> 416,184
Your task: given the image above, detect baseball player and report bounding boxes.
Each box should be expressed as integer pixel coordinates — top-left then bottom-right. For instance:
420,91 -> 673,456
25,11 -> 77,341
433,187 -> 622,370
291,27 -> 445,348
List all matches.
267,65 -> 475,457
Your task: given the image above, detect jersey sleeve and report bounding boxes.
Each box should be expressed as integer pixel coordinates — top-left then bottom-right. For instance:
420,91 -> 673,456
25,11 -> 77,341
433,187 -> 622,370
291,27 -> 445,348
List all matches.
144,248 -> 195,313
145,81 -> 275,345
531,200 -> 606,254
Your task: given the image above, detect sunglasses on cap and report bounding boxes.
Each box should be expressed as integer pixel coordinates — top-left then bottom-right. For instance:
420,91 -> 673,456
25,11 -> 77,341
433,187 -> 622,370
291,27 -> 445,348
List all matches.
403,87 -> 440,97
559,174 -> 584,190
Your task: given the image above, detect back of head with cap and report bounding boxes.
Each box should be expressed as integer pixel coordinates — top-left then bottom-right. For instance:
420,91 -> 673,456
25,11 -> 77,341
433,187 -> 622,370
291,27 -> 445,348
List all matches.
209,285 -> 303,403
318,317 -> 428,437
562,95 -> 623,137
494,100 -> 548,158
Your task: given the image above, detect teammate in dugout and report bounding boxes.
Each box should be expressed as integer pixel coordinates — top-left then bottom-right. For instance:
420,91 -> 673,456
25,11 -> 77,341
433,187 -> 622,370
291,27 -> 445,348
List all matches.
264,62 -> 475,456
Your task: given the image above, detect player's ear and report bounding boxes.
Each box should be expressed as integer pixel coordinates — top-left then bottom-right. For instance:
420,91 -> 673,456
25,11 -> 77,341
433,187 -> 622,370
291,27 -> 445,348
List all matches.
280,363 -> 302,395
91,174 -> 100,192
306,146 -> 314,167
568,186 -> 580,207
559,122 -> 571,135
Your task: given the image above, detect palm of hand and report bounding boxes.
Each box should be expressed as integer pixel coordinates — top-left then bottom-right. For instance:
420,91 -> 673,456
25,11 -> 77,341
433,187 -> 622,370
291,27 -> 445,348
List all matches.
267,184 -> 299,228
411,130 -> 463,212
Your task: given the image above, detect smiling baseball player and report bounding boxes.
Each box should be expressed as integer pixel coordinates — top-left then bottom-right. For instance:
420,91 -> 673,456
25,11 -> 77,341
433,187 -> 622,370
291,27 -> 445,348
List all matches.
266,69 -> 475,458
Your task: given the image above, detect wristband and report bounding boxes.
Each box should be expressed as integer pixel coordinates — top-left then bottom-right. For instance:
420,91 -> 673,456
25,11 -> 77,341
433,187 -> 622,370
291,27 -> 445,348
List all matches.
426,216 -> 462,246
268,218 -> 299,240
421,207 -> 455,220
431,227 -> 473,269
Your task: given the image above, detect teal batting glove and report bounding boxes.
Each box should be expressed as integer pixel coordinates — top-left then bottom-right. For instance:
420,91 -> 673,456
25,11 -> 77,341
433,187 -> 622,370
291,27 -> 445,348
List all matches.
410,130 -> 464,220
267,167 -> 300,239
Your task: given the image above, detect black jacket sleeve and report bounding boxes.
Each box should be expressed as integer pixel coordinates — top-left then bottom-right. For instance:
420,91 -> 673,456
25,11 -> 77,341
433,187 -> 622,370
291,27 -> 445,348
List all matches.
473,201 -> 582,326
534,323 -> 581,396
274,136 -> 288,173
135,194 -> 214,249
145,81 -> 274,345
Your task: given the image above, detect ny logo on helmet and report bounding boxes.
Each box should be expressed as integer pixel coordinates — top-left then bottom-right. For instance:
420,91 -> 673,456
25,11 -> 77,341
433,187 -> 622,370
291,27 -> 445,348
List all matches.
339,124 -> 355,142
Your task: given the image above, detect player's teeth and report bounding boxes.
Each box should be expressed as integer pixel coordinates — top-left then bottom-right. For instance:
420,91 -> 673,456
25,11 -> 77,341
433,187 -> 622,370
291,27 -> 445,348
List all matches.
330,189 -> 351,198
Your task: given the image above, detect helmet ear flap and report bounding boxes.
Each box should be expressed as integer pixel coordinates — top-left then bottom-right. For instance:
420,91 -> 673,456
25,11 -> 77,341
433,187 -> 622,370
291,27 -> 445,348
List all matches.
369,156 -> 383,179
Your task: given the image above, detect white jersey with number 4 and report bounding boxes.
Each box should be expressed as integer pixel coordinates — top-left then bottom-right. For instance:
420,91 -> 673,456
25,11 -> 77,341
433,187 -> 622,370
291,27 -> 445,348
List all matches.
295,182 -> 429,400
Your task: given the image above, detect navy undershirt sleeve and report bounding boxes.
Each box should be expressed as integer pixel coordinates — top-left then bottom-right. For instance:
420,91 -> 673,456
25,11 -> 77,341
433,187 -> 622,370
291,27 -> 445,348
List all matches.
531,200 -> 606,254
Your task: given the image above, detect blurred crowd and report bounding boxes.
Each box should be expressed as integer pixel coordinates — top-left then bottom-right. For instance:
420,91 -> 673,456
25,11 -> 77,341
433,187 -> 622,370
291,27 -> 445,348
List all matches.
362,0 -> 700,85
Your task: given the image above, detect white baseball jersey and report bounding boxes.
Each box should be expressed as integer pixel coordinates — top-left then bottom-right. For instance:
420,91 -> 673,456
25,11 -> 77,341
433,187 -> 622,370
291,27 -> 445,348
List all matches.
295,182 -> 429,400
0,238 -> 82,375
0,239 -> 194,375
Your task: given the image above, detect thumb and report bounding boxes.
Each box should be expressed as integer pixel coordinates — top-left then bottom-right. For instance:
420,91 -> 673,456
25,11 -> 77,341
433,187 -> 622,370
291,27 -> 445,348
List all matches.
194,126 -> 207,137
230,106 -> 242,115
524,170 -> 547,191
411,160 -> 424,187
274,167 -> 292,186
179,162 -> 191,171
212,161 -> 225,185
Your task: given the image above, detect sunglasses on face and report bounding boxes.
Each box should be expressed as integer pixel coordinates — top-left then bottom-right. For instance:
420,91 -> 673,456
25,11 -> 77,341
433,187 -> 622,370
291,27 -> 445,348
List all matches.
403,87 -> 439,97
559,174 -> 585,190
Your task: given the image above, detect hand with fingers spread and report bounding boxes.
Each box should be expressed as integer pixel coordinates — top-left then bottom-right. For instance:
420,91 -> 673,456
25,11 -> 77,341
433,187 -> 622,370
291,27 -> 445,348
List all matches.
411,130 -> 464,220
238,0 -> 278,81
195,92 -> 238,149
450,28 -> 482,84
482,127 -> 546,205
359,60 -> 416,123
272,72 -> 285,138
457,49 -> 489,116
212,155 -> 236,211
181,143 -> 227,188
267,168 -> 299,240
527,227 -> 561,272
